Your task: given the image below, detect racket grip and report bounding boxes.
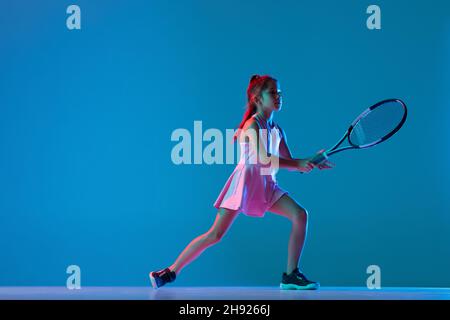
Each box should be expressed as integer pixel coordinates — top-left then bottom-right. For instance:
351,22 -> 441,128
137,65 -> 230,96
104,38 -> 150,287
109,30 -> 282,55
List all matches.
310,152 -> 328,165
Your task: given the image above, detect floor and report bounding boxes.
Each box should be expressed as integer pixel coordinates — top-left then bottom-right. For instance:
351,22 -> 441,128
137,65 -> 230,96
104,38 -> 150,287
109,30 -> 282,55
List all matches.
1,286 -> 449,300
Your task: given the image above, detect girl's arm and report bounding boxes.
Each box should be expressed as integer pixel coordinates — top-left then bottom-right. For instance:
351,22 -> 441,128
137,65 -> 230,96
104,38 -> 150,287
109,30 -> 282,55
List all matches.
242,121 -> 313,172
278,124 -> 335,171
277,125 -> 294,160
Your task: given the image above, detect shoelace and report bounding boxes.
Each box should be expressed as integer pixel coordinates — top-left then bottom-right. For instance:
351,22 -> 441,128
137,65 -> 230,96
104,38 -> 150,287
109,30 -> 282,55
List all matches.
160,268 -> 176,282
293,269 -> 309,282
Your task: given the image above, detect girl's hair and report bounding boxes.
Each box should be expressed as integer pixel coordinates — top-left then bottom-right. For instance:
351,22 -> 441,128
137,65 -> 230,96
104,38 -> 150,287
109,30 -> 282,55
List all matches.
232,74 -> 277,142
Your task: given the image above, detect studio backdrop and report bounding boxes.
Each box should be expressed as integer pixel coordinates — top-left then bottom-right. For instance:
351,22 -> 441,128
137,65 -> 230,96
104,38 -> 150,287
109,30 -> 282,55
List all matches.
1,0 -> 449,287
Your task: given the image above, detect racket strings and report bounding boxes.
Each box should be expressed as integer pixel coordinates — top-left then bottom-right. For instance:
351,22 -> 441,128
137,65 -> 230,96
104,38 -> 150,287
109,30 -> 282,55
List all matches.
349,101 -> 406,147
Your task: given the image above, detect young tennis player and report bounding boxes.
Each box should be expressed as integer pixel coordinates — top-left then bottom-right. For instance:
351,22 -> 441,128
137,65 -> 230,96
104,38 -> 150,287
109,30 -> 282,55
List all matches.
150,75 -> 334,290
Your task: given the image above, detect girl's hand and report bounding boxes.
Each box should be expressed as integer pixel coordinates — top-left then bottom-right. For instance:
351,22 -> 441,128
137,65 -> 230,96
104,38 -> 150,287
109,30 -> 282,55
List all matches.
312,149 -> 336,170
296,159 -> 315,173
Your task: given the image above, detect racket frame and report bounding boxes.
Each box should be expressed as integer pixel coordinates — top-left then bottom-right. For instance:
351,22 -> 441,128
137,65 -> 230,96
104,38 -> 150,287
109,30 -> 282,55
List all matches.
311,98 -> 407,165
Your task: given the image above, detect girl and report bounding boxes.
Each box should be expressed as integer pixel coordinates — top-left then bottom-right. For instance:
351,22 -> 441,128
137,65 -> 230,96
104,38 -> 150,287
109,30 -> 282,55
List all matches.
150,75 -> 334,290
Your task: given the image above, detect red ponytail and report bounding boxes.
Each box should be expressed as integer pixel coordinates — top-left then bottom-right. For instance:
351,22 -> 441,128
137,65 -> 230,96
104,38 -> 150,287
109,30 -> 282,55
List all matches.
232,74 -> 277,142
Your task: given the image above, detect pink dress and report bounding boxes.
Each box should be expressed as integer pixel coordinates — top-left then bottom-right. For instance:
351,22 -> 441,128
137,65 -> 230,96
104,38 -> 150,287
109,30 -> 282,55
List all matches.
213,113 -> 289,218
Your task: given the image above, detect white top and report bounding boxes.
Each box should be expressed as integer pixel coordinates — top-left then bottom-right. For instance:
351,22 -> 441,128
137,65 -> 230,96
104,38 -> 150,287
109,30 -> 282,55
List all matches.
237,113 -> 282,180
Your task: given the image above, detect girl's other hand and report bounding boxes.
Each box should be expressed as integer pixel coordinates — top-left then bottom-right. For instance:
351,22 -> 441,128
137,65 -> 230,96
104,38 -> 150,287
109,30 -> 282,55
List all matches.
296,159 -> 315,173
313,149 -> 336,170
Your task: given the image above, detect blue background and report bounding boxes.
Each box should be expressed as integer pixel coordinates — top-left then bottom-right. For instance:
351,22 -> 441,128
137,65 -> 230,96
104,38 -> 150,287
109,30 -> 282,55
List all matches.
1,0 -> 449,287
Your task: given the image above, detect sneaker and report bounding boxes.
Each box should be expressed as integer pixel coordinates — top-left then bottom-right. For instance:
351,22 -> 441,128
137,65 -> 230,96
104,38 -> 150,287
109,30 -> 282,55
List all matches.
149,267 -> 176,289
280,267 -> 320,290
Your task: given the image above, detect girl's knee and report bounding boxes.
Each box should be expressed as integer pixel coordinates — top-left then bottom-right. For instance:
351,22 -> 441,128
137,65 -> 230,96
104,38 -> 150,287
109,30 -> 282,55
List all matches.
292,207 -> 308,224
204,230 -> 223,244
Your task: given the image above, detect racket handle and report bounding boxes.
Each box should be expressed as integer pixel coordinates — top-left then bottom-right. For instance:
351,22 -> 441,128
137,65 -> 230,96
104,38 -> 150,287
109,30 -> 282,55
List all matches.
310,152 -> 329,165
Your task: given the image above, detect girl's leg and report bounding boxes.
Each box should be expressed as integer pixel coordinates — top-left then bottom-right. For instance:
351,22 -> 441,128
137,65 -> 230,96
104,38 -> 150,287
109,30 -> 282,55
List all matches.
267,194 -> 309,275
168,208 -> 239,275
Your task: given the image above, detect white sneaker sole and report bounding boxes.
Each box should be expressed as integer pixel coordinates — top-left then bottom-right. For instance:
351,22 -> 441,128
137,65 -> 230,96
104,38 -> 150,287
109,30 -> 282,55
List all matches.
280,282 -> 320,290
149,272 -> 158,289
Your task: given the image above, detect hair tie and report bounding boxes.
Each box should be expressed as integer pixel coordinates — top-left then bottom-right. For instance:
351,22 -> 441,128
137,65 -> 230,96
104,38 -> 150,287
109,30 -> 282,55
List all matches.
250,74 -> 260,82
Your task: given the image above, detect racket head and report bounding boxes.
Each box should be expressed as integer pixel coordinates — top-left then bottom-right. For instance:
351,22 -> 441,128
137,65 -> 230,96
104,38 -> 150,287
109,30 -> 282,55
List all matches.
347,98 -> 407,149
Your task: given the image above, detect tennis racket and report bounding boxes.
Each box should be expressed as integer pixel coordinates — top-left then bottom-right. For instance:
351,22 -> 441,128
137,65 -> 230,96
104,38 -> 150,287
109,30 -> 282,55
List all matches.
310,98 -> 408,166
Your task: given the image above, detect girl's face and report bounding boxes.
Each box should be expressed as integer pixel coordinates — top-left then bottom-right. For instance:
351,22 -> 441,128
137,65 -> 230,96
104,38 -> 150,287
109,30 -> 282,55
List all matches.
259,81 -> 282,112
